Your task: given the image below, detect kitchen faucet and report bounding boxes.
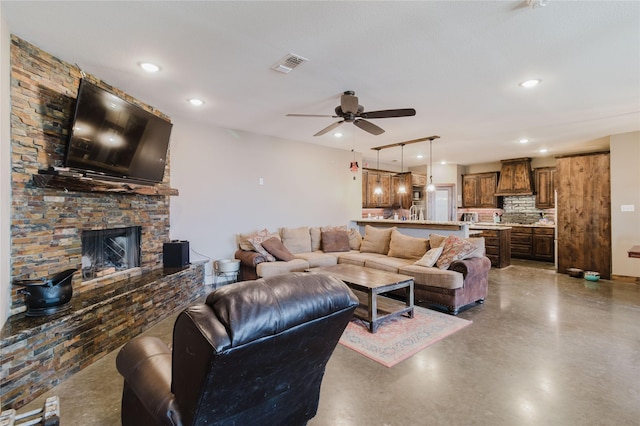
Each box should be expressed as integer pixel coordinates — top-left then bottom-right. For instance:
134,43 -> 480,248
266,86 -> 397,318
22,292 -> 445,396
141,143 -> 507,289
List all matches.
409,205 -> 418,221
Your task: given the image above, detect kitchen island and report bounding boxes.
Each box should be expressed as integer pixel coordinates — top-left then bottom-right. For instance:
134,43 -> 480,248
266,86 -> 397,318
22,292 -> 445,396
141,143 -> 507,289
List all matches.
352,219 -> 470,239
469,224 -> 513,268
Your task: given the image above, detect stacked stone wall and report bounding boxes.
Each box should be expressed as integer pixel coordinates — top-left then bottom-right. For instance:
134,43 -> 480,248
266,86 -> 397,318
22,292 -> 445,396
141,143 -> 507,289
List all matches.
9,36 -> 172,314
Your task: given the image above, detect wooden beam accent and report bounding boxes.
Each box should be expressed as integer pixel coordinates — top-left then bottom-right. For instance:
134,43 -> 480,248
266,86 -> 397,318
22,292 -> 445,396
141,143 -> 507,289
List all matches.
371,135 -> 440,151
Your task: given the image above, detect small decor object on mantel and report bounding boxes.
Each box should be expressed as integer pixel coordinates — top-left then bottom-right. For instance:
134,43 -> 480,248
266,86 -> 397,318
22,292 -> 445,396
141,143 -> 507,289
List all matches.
13,269 -> 77,317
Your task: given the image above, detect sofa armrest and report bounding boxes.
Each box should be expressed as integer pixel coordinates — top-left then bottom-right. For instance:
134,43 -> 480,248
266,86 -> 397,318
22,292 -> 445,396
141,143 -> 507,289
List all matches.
234,249 -> 266,267
116,336 -> 183,426
449,256 -> 491,279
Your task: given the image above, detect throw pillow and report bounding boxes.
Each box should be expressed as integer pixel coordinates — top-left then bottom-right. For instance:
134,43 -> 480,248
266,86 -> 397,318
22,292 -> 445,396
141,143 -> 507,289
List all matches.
248,232 -> 279,262
238,228 -> 274,251
414,246 -> 445,267
429,233 -> 447,249
281,227 -> 312,254
348,228 -> 362,250
436,235 -> 481,270
387,229 -> 429,260
310,227 -> 322,251
359,225 -> 395,255
321,230 -> 350,253
464,237 -> 486,259
261,237 -> 295,261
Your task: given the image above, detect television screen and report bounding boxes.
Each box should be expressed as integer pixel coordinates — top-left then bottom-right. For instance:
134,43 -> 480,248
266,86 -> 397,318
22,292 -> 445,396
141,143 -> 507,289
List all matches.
65,79 -> 172,184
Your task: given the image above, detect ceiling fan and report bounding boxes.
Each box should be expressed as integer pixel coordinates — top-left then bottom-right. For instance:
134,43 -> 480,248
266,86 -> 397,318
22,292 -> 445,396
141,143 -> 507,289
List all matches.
286,91 -> 416,136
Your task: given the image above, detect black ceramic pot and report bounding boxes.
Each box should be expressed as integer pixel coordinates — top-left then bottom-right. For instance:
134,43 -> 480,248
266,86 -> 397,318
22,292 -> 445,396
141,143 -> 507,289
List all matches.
14,269 -> 77,317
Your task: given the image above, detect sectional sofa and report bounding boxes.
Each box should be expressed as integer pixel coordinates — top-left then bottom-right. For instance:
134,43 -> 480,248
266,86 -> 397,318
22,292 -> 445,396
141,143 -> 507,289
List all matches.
234,225 -> 491,315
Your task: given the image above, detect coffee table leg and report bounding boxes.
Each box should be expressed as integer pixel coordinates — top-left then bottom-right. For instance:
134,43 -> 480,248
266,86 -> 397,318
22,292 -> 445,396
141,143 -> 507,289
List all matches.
407,283 -> 414,318
369,290 -> 378,333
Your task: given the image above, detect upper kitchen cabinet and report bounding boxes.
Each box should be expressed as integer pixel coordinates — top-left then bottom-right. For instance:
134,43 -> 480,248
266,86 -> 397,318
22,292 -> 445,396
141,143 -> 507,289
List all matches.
495,158 -> 534,196
391,172 -> 413,208
363,168 -> 391,207
535,167 -> 556,209
462,172 -> 501,208
556,152 -> 611,279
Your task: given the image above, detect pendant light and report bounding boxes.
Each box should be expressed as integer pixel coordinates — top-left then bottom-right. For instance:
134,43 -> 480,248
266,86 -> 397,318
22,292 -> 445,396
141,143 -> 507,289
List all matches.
374,148 -> 382,195
427,138 -> 436,192
398,143 -> 407,194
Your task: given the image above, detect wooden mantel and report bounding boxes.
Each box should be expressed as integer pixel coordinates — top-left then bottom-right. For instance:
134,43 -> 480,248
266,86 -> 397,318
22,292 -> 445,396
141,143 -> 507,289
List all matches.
33,172 -> 179,196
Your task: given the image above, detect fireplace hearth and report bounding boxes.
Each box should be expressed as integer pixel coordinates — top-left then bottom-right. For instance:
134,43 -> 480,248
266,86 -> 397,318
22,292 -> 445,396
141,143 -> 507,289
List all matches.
81,227 -> 141,280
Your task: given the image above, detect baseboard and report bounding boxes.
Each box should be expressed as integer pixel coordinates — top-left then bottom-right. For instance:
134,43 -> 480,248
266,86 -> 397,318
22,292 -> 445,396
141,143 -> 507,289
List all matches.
611,274 -> 640,284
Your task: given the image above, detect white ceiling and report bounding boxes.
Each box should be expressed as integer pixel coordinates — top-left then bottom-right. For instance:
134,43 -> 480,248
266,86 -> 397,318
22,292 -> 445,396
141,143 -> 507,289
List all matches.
3,1 -> 639,167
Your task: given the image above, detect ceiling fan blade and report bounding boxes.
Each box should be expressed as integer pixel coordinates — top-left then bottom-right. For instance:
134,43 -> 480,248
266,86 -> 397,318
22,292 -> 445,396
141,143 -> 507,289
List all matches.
314,120 -> 345,136
286,113 -> 334,117
341,92 -> 359,114
354,119 -> 385,135
360,108 -> 416,119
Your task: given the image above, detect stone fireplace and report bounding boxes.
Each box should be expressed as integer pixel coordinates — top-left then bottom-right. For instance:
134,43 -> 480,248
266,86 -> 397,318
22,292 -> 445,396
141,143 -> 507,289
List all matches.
81,226 -> 141,280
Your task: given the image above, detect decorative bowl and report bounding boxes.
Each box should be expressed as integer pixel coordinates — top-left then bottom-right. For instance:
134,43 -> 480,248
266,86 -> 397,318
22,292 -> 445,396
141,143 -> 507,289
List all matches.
584,271 -> 600,281
214,259 -> 240,273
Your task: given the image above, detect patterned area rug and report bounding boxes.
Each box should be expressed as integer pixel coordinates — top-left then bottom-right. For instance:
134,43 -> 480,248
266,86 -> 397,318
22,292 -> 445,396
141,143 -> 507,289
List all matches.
339,306 -> 472,367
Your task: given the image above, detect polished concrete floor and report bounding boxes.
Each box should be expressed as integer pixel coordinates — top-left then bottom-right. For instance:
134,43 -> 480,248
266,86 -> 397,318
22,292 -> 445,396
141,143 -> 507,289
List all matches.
20,260 -> 640,425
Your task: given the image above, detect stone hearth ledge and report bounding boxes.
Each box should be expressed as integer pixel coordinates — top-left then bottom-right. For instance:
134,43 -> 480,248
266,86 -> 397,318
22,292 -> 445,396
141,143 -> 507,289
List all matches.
0,262 -> 206,410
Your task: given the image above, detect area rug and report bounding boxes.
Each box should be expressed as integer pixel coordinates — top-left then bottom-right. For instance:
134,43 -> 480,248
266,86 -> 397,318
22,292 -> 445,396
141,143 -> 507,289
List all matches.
339,306 -> 472,367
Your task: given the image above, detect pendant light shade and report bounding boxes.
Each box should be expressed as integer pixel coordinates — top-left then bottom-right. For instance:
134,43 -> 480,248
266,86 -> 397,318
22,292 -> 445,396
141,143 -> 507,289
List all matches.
374,149 -> 382,195
427,139 -> 436,192
398,144 -> 407,194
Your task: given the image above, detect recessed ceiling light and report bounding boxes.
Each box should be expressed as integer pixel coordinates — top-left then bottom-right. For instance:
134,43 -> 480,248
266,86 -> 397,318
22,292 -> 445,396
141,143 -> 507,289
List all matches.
440,161 -> 447,165
416,154 -> 423,159
188,98 -> 204,106
334,132 -> 343,138
539,148 -> 548,153
139,62 -> 160,73
519,138 -> 529,144
519,79 -> 541,88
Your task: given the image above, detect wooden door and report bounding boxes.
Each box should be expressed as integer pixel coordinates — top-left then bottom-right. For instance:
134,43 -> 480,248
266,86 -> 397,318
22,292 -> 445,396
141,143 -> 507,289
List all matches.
556,152 -> 611,279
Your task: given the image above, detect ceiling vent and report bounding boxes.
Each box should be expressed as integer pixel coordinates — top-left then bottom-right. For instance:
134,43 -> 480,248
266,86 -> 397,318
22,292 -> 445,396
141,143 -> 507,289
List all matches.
271,53 -> 309,74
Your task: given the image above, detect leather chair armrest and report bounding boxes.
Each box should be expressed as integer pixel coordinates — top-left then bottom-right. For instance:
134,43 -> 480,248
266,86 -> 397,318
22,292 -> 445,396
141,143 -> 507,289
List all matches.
449,256 -> 491,279
234,249 -> 267,267
116,336 -> 183,426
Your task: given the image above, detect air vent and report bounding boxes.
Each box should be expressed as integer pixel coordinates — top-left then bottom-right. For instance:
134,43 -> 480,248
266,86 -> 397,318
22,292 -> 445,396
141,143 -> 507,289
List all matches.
271,53 -> 309,74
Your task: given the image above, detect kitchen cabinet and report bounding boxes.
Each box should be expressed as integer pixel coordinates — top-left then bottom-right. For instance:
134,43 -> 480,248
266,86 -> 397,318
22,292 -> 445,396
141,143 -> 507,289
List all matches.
476,227 -> 511,268
495,157 -> 534,196
391,172 -> 413,208
363,169 -> 391,207
533,227 -> 555,262
556,152 -> 611,279
462,172 -> 501,208
510,226 -> 533,259
535,167 -> 556,209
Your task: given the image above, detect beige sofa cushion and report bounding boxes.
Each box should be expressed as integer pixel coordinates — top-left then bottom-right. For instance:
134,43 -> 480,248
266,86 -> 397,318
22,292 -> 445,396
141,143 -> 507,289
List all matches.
310,227 -> 322,251
294,251 -> 338,268
398,264 -> 464,290
348,228 -> 362,250
429,233 -> 447,248
256,259 -> 309,278
281,227 -> 312,254
387,229 -> 429,260
364,256 -> 414,273
338,251 -> 387,267
360,225 -> 395,255
414,246 -> 445,267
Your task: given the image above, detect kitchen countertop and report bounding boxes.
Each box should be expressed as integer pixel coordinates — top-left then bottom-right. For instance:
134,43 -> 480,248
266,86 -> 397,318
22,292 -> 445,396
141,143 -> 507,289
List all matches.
471,222 -> 556,229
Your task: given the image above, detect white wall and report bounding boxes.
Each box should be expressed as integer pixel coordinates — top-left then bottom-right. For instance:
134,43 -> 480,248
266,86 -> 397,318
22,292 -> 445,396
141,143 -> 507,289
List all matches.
610,131 -> 640,278
169,119 -> 362,280
1,8 -> 11,328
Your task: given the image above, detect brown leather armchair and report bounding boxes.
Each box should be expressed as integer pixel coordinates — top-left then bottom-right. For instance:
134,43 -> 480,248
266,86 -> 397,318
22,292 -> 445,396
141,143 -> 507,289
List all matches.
116,272 -> 358,426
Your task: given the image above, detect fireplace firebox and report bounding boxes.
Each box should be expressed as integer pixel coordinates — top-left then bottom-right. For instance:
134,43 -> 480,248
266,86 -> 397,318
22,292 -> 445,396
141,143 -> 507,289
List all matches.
81,226 -> 141,280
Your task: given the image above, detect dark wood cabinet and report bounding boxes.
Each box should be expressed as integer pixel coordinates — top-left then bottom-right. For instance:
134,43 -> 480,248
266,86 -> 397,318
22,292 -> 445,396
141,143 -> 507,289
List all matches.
477,228 -> 511,268
391,172 -> 413,208
535,167 -> 556,209
533,227 -> 555,262
556,152 -> 611,279
363,169 -> 391,207
510,226 -> 533,259
462,172 -> 501,208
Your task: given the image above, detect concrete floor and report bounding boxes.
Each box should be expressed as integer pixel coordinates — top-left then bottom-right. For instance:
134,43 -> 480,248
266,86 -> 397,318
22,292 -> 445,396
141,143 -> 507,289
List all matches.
19,260 -> 640,425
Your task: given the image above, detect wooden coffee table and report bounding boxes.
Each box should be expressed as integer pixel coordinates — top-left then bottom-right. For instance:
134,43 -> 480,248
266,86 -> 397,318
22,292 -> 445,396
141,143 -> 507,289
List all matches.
311,264 -> 414,333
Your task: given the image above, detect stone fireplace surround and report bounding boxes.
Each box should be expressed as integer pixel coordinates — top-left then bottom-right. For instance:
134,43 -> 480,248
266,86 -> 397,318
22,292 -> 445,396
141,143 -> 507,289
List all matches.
1,37 -> 206,410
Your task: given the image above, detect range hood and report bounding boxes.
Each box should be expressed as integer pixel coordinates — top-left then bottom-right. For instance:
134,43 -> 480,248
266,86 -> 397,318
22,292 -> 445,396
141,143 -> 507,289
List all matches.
495,157 -> 535,196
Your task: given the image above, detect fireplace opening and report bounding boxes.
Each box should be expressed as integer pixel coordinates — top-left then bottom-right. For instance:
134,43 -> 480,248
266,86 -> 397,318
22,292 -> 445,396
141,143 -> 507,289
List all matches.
81,226 -> 141,280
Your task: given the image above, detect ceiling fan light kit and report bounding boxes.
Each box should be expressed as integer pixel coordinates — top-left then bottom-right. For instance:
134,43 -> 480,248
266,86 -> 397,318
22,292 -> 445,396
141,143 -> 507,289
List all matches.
287,91 -> 416,136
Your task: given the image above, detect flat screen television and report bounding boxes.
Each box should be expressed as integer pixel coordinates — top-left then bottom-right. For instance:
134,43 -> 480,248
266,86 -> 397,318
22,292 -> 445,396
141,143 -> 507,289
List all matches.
64,79 -> 172,185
